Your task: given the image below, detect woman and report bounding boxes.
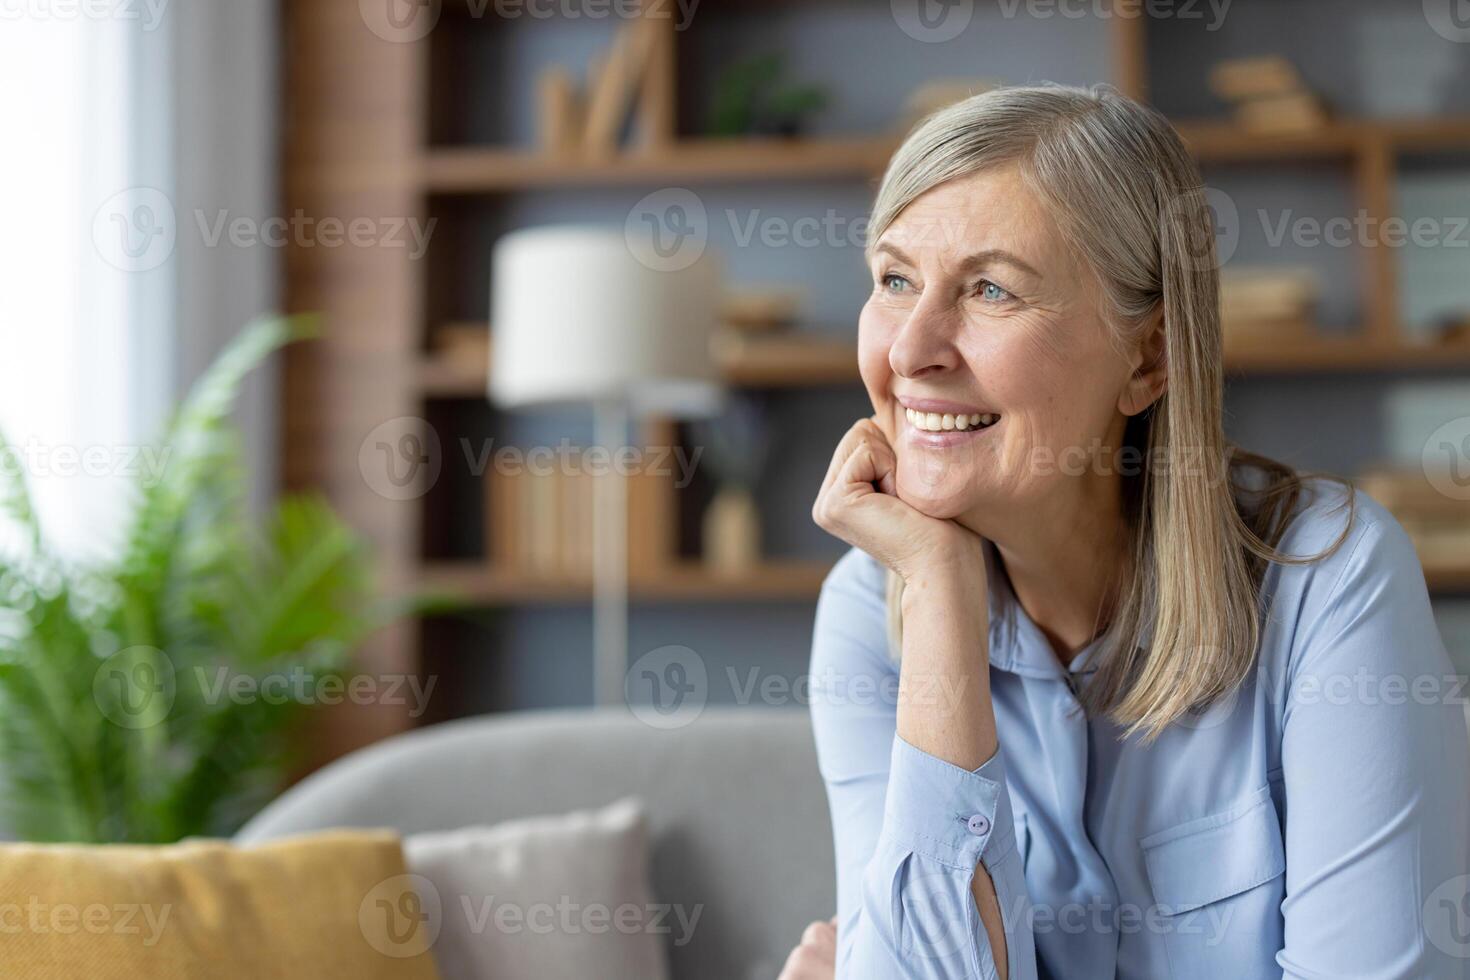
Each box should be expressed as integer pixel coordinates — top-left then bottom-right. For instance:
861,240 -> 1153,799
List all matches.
784,84 -> 1470,979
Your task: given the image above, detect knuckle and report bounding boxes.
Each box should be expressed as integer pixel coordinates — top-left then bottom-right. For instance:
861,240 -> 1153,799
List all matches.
779,948 -> 812,978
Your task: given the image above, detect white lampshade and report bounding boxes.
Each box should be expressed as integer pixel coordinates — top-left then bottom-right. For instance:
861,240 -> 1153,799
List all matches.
489,225 -> 723,417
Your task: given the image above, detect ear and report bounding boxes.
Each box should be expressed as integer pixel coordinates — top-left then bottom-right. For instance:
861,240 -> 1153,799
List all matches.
1118,309 -> 1168,417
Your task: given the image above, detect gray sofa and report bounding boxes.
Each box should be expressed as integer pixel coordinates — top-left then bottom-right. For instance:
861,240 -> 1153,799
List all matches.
236,707 -> 836,980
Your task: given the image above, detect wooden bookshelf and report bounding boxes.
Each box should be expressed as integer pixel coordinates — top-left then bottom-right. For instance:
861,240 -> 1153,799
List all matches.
281,1 -> 1470,755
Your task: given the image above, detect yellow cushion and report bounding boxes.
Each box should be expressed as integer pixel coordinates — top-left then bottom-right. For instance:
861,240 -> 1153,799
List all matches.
0,830 -> 443,980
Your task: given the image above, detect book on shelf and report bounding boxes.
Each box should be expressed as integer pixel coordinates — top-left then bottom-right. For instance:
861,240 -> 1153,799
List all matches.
1219,267 -> 1318,343
1207,55 -> 1329,134
1208,56 -> 1302,102
484,446 -> 674,579
1234,92 -> 1329,134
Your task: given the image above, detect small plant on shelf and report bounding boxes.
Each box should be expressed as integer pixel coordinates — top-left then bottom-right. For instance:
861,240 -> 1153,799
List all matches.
707,52 -> 830,138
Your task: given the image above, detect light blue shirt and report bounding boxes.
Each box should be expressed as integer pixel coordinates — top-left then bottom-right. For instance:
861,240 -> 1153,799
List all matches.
810,478 -> 1470,979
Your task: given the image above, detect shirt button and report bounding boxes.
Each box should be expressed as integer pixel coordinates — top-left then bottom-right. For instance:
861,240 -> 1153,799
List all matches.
966,814 -> 991,836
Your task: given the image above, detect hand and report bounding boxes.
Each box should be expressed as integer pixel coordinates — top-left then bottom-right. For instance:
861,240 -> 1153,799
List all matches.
778,918 -> 837,980
813,416 -> 983,581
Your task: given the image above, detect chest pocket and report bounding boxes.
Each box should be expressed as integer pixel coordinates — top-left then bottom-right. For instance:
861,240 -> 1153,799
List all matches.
1139,784 -> 1286,980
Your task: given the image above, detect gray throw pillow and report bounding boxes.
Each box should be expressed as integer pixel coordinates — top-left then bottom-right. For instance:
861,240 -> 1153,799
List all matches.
403,797 -> 671,980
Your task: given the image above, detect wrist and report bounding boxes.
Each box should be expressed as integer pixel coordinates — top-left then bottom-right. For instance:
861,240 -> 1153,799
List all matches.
897,527 -> 987,590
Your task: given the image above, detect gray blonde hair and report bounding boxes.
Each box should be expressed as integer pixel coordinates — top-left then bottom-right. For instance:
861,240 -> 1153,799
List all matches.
872,83 -> 1353,740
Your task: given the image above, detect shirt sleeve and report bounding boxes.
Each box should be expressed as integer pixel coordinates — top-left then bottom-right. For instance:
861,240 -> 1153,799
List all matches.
1275,515 -> 1470,979
809,551 -> 1038,980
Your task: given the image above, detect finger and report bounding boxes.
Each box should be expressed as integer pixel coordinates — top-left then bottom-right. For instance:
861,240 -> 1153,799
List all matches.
802,919 -> 836,949
778,945 -> 824,980
817,419 -> 880,501
826,422 -> 897,504
834,439 -> 899,507
864,421 -> 899,496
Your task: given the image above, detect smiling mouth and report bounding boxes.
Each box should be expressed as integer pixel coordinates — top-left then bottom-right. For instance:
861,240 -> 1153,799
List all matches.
904,407 -> 1001,433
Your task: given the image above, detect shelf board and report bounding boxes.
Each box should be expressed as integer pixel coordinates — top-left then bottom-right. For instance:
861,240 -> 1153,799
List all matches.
1223,336 -> 1470,374
418,118 -> 1470,193
417,331 -> 860,395
420,136 -> 898,192
416,334 -> 1470,396
717,334 -> 860,385
417,559 -> 834,604
1426,563 -> 1470,595
1175,117 -> 1470,162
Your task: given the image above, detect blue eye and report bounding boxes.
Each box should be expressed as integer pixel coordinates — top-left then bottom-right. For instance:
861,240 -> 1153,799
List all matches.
980,280 -> 1011,302
882,273 -> 910,293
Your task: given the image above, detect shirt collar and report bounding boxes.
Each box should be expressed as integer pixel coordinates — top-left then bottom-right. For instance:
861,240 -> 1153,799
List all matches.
983,538 -> 1151,680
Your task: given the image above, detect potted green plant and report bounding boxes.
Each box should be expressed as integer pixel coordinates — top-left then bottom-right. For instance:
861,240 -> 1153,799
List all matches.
0,318 -> 430,843
707,52 -> 830,138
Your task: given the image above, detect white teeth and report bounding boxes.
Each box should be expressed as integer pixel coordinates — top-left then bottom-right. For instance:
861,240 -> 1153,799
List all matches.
905,407 -> 999,432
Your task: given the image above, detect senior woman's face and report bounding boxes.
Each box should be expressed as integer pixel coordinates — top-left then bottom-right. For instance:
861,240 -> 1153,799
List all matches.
858,165 -> 1142,521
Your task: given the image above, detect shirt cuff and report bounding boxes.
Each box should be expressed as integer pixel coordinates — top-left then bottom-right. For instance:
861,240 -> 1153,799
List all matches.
881,733 -> 1018,870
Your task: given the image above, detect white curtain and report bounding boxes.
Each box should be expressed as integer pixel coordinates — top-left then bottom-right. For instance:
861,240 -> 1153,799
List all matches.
0,1 -> 277,561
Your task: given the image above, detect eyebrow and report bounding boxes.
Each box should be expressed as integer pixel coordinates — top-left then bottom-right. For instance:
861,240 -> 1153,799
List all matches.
872,240 -> 1043,280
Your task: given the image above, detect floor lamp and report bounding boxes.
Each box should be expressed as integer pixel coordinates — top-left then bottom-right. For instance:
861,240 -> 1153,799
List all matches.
488,226 -> 722,706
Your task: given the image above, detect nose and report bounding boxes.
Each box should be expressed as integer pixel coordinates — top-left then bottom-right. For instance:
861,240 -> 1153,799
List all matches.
888,294 -> 962,379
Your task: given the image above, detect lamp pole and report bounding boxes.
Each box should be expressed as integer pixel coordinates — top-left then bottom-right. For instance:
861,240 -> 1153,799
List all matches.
592,398 -> 630,706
